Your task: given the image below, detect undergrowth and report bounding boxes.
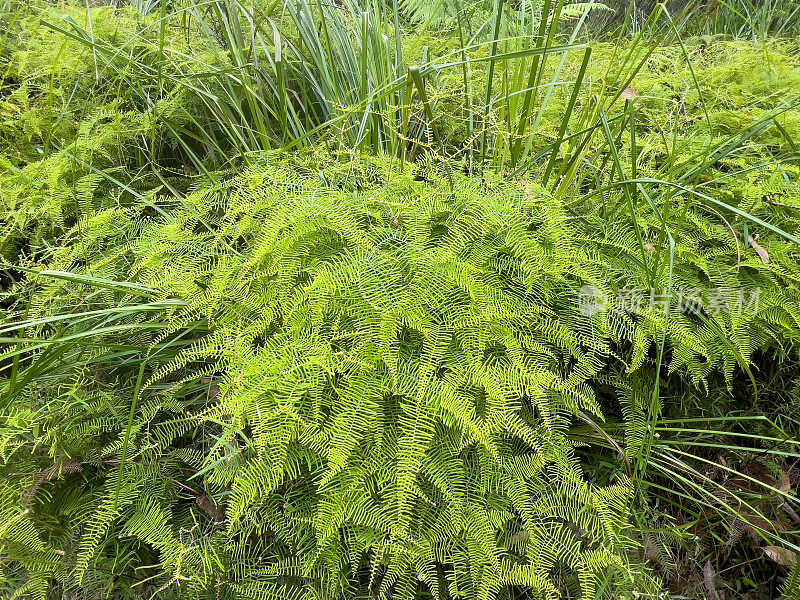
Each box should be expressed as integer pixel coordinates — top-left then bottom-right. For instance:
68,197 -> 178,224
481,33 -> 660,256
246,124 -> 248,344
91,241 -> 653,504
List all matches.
2,1 -> 800,599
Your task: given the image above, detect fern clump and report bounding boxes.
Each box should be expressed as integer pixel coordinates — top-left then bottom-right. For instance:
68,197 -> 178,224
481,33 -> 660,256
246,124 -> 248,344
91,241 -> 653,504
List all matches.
3,1 -> 800,597
4,148 -> 800,598
0,155 -> 660,599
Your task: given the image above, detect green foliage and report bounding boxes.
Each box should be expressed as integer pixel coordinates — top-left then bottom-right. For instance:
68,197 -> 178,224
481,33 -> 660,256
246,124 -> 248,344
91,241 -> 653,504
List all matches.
400,0 -> 609,32
3,145 -> 800,597
698,0 -> 800,40
2,1 -> 800,598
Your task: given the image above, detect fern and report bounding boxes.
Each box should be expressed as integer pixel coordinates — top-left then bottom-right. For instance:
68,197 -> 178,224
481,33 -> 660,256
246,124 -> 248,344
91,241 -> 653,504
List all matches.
402,0 -> 609,31
4,149 -> 800,597
3,2 -> 800,597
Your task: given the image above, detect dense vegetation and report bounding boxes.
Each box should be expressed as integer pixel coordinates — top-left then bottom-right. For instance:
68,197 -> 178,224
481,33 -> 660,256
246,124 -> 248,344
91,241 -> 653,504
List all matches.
2,1 -> 800,598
